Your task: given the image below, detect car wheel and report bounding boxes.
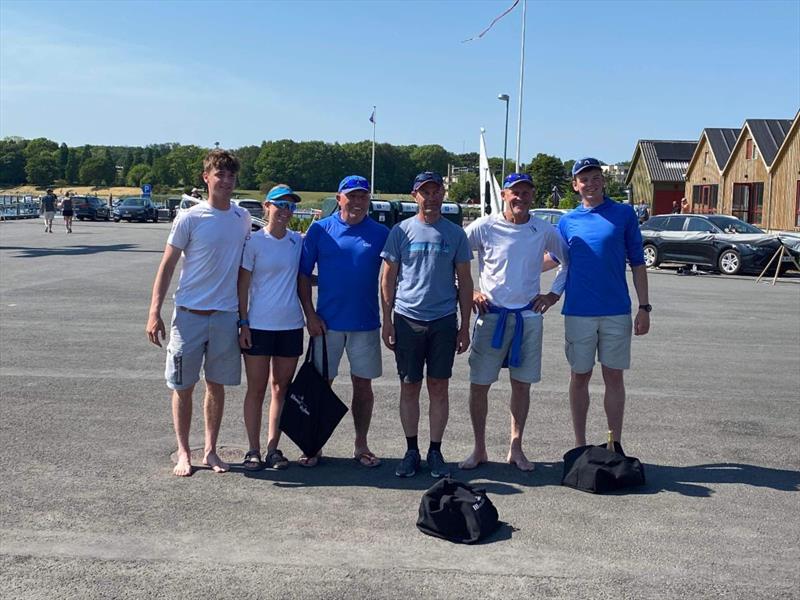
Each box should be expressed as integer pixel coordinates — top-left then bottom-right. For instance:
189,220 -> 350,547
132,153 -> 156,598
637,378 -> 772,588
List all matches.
78,216 -> 84,221
113,217 -> 120,222
152,213 -> 158,223
104,214 -> 110,221
643,244 -> 660,268
718,249 -> 742,275
90,214 -> 96,221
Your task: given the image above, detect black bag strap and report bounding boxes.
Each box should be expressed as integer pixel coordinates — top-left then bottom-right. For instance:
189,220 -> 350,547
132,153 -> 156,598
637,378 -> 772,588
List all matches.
306,333 -> 331,382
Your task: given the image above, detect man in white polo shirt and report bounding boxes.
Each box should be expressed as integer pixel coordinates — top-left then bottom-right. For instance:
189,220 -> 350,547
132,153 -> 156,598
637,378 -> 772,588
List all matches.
146,149 -> 252,477
459,172 -> 569,472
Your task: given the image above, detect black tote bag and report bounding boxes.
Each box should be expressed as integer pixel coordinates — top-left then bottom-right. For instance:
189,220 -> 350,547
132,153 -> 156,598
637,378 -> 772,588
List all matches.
279,334 -> 349,458
561,443 -> 646,494
416,478 -> 500,544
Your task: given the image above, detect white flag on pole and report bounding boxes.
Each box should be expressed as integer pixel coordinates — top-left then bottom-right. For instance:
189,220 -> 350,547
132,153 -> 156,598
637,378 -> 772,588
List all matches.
479,130 -> 503,217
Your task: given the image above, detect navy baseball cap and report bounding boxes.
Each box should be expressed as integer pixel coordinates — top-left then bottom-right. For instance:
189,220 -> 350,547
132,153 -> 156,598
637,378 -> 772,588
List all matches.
572,157 -> 602,177
412,171 -> 444,192
266,184 -> 301,202
502,172 -> 534,189
338,175 -> 370,194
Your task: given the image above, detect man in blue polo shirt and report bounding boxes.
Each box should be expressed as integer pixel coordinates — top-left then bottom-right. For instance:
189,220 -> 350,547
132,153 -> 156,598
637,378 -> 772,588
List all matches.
298,175 -> 389,468
554,157 -> 651,452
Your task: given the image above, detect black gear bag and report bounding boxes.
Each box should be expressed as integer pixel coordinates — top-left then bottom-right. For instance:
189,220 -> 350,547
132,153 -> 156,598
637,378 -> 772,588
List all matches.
561,442 -> 646,494
416,478 -> 500,544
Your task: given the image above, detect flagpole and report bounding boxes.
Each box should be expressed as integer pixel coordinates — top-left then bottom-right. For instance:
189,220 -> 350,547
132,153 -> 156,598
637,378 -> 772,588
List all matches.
370,105 -> 376,197
514,0 -> 526,169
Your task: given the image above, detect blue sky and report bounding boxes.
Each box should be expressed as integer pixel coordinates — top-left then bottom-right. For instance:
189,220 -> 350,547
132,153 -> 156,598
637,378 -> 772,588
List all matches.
1,0 -> 798,164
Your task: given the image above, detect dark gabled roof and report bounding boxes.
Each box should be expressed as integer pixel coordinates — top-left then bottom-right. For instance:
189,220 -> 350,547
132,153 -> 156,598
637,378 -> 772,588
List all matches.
705,128 -> 740,170
770,111 -> 799,170
746,119 -> 793,167
627,140 -> 696,184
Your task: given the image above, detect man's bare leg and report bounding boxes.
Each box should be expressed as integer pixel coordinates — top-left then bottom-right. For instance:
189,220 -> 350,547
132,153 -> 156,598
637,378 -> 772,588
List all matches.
203,380 -> 228,472
569,370 -> 593,447
427,377 -> 449,443
601,365 -> 625,443
243,355 -> 269,452
351,375 -> 379,465
507,378 -> 534,471
459,383 -> 490,469
172,386 -> 194,477
399,380 -> 423,437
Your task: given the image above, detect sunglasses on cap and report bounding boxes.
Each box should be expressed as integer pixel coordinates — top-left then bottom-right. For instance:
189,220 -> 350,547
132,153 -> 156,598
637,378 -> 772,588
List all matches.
270,200 -> 297,212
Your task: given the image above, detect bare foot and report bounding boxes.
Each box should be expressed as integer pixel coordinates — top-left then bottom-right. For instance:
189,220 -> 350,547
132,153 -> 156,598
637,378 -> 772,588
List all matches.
458,449 -> 488,470
507,449 -> 535,472
173,452 -> 193,477
203,451 -> 229,473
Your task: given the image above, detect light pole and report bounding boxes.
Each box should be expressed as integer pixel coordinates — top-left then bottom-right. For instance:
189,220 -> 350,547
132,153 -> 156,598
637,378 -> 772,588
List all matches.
498,94 -> 510,182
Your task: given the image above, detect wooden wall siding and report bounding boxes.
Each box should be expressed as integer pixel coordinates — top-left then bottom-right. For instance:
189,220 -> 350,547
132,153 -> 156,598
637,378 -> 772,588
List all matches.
722,137 -> 769,215
768,124 -> 800,230
629,158 -> 653,205
685,136 -> 724,204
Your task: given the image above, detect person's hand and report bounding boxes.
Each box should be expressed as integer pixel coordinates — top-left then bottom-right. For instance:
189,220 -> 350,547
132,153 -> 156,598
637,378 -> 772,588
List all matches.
634,309 -> 650,336
146,312 -> 165,347
472,291 -> 490,315
239,325 -> 252,349
532,292 -> 560,314
306,312 -> 327,337
382,321 -> 396,351
456,326 -> 470,354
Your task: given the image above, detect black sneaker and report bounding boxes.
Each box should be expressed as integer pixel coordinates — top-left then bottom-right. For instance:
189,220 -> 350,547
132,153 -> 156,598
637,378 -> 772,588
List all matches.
395,449 -> 421,477
426,449 -> 451,478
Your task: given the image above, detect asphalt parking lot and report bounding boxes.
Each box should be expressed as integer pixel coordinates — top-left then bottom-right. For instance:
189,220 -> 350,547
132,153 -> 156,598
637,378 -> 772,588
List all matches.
1,217 -> 799,599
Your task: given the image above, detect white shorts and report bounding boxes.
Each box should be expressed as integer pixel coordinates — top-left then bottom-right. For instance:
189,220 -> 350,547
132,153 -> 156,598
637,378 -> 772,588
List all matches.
564,314 -> 632,374
312,329 -> 382,380
165,309 -> 242,390
469,312 -> 543,385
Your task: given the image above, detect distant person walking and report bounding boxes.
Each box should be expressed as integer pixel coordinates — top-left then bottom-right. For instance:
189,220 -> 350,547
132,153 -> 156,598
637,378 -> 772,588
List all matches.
635,201 -> 649,224
380,171 -> 473,478
671,200 -> 680,214
298,175 -> 389,468
41,189 -> 57,233
146,149 -> 251,477
61,193 -> 74,233
238,185 -> 305,471
459,173 -> 569,472
681,197 -> 690,214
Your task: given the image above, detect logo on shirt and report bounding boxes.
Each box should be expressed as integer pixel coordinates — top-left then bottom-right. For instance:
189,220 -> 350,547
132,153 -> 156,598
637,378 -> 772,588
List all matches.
408,241 -> 450,256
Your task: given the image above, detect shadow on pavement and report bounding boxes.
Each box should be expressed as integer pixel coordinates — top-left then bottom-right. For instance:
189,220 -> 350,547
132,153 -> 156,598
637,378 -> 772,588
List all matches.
0,243 -> 162,257
632,462 -> 800,497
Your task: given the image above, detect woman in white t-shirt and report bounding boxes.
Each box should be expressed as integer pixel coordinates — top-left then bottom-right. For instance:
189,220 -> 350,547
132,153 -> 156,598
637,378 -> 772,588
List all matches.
237,185 -> 305,470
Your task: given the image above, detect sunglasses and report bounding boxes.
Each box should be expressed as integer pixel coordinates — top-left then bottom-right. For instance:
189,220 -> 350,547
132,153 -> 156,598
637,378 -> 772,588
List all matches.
270,200 -> 297,212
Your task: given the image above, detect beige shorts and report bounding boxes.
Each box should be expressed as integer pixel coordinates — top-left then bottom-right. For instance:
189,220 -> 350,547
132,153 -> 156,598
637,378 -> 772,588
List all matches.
564,314 -> 632,373
469,312 -> 543,385
312,328 -> 382,380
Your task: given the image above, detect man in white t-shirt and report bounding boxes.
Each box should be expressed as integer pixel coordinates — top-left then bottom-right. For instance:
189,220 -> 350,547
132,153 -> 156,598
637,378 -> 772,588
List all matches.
459,173 -> 569,472
146,149 -> 252,477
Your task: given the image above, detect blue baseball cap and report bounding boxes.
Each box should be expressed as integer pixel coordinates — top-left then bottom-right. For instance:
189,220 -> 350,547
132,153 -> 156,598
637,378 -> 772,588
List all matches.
412,171 -> 444,192
338,175 -> 370,194
502,172 -> 534,189
266,184 -> 301,202
572,157 -> 602,177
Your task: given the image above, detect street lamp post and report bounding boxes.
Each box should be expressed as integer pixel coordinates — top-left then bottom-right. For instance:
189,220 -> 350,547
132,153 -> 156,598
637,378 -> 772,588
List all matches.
498,94 -> 510,182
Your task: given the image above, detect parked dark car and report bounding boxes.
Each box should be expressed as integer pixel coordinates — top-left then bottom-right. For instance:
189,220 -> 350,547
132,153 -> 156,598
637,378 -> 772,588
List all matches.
113,197 -> 159,223
640,214 -> 789,275
73,196 -> 110,221
529,208 -> 568,225
233,199 -> 264,219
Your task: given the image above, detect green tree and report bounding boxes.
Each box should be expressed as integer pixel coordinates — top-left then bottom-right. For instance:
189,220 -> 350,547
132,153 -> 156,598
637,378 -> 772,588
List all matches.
447,172 -> 479,203
409,144 -> 451,176
0,139 -> 27,184
57,143 -> 69,179
23,137 -> 58,159
526,153 -> 566,207
166,145 -> 205,187
149,156 -> 175,185
25,152 -> 61,185
235,145 -> 260,190
126,163 -> 152,187
78,156 -> 109,186
64,148 -> 80,184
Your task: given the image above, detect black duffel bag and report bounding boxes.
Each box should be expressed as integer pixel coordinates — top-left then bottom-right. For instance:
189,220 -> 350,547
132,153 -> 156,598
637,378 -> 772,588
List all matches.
417,478 -> 500,544
279,334 -> 348,459
561,442 -> 646,494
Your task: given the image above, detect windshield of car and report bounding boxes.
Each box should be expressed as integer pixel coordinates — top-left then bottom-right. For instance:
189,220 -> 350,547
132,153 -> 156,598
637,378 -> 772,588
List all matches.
121,198 -> 146,207
707,216 -> 763,234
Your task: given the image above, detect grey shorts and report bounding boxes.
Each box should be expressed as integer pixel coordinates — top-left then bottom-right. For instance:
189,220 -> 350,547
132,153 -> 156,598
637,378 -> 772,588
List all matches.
312,328 -> 382,380
469,312 -> 543,385
43,211 -> 55,221
393,312 -> 457,384
564,314 -> 632,374
165,309 -> 242,390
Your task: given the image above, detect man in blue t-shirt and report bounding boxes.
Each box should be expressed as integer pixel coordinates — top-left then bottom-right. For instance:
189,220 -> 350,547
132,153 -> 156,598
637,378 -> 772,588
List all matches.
553,158 -> 651,453
298,175 -> 389,468
380,171 -> 473,479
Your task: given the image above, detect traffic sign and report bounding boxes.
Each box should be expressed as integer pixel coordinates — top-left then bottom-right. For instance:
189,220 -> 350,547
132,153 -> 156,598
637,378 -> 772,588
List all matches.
141,184 -> 152,197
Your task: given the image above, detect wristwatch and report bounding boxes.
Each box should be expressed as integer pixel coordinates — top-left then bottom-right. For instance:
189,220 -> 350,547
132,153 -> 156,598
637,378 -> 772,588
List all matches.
237,319 -> 250,327
638,304 -> 652,313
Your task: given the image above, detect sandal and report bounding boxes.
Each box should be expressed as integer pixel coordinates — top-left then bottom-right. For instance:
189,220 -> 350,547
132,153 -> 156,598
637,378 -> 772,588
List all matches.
353,451 -> 382,468
242,449 -> 264,471
264,448 -> 289,470
298,451 -> 322,468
